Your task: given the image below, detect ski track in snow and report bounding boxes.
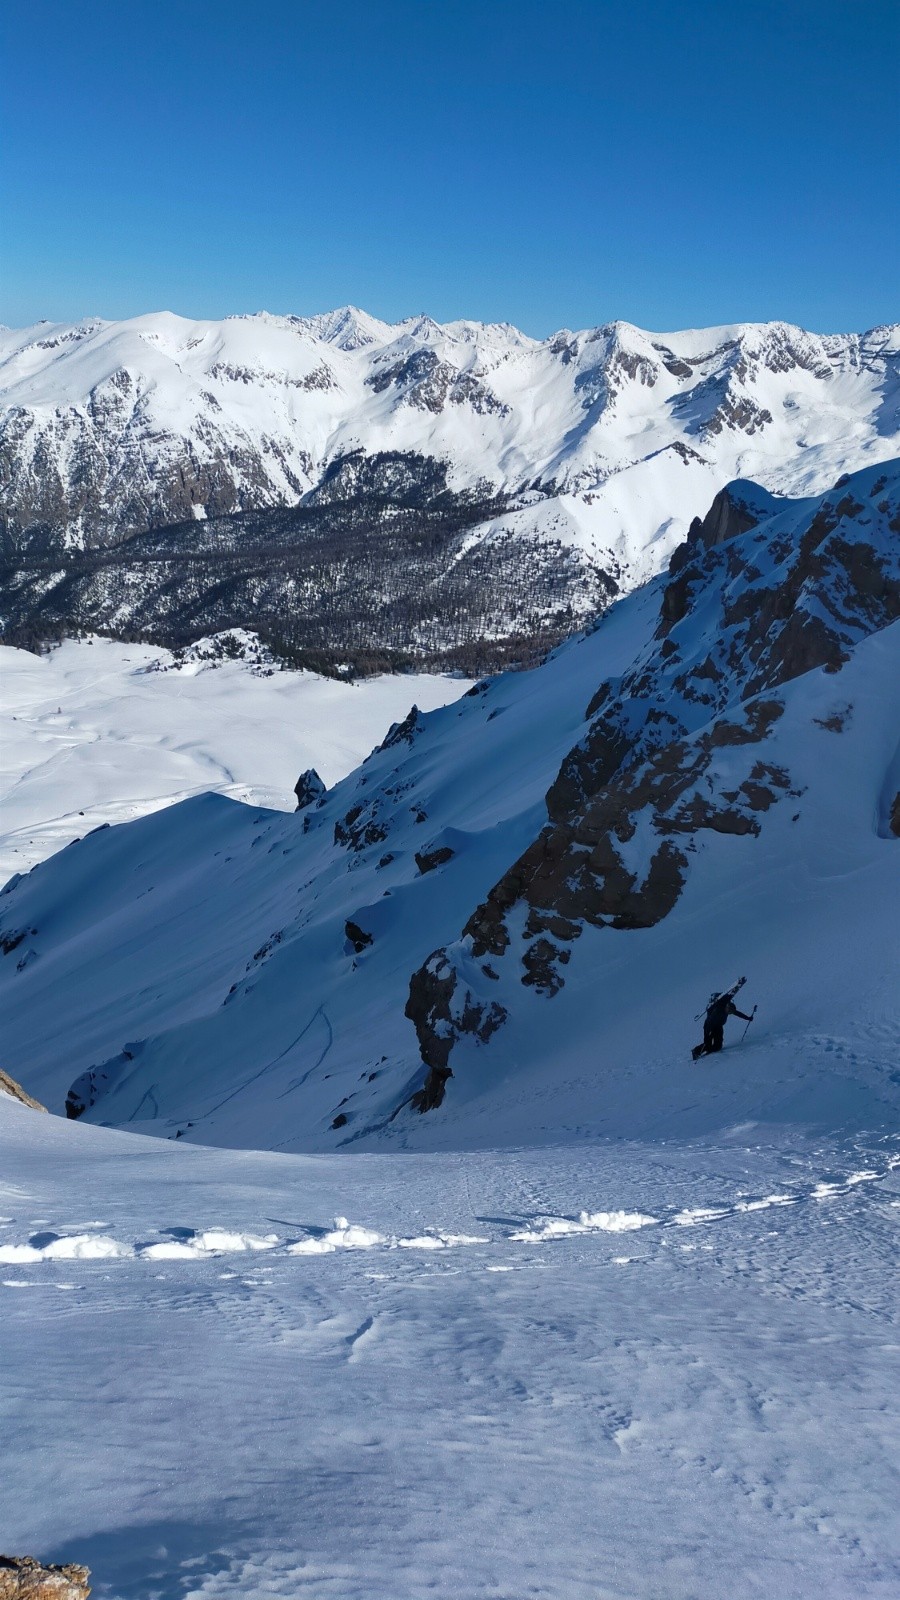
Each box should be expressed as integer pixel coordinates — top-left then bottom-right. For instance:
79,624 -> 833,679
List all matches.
2,1154 -> 896,1267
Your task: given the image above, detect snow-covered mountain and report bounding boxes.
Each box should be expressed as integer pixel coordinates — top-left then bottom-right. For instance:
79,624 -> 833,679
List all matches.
2,459 -> 898,1147
1,311 -> 897,666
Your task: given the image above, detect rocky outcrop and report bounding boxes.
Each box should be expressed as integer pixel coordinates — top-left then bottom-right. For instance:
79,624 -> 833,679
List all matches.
405,951 -> 506,1111
334,798 -> 390,853
414,845 -> 455,875
661,488 -> 782,625
366,349 -> 509,417
294,768 -> 326,811
0,1556 -> 90,1599
66,1046 -> 137,1120
0,1069 -> 46,1112
690,482 -> 772,551
375,705 -> 425,754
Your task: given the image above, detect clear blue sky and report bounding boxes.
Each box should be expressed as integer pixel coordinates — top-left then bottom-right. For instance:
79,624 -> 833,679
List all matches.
2,0 -> 897,334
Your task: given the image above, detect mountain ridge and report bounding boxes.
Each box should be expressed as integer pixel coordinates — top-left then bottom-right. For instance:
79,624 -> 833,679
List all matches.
3,308 -> 896,555
3,306 -> 896,671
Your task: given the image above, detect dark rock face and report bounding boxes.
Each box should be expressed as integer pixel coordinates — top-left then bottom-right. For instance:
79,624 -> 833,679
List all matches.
294,769 -> 326,811
414,845 -> 455,875
406,953 -> 458,1077
66,1047 -> 136,1119
366,349 -> 509,417
404,951 -> 506,1111
666,482 -> 774,586
0,1556 -> 90,1599
704,395 -> 773,438
693,483 -> 772,550
376,706 -> 425,754
546,721 -> 630,824
410,1067 -> 453,1112
334,800 -> 389,853
345,920 -> 374,954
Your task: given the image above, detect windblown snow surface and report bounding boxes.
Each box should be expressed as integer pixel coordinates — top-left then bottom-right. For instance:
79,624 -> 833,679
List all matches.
2,1096 -> 899,1598
1,461 -> 899,1597
0,635 -> 471,881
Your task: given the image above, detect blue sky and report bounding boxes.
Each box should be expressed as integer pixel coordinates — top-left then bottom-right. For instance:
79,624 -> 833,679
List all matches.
2,0 -> 897,334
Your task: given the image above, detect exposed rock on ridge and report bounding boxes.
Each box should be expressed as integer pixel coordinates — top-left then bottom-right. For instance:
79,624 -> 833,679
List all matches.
0,1068 -> 47,1112
404,466 -> 900,1094
294,769 -> 326,811
0,1557 -> 90,1600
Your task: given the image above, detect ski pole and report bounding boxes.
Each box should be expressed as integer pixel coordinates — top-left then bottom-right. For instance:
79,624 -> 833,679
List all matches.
741,1005 -> 757,1043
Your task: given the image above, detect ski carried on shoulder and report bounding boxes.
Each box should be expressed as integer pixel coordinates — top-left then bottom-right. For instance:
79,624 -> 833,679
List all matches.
693,976 -> 746,1023
691,977 -> 751,1060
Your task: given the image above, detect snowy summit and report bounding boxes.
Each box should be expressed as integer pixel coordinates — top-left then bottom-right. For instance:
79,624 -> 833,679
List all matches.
1,311 -> 898,673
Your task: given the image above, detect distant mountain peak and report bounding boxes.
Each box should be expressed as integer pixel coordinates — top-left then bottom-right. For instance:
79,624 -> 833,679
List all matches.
1,307 -> 897,664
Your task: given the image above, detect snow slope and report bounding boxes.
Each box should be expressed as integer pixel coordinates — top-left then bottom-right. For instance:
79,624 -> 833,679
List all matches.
0,634 -> 471,881
1,461 -> 897,1149
2,309 -> 897,597
2,1092 -> 899,1599
2,459 -> 898,1600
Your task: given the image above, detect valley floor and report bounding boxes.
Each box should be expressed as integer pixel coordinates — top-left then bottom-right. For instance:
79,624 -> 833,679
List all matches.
2,1096 -> 898,1599
0,639 -> 470,883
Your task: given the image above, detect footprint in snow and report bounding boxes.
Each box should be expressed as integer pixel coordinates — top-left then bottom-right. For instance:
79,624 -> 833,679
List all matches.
511,1210 -> 658,1242
140,1229 -> 280,1259
2,1157 -> 895,1271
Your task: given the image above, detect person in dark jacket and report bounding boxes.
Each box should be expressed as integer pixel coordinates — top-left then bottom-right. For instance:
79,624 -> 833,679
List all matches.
692,988 -> 753,1060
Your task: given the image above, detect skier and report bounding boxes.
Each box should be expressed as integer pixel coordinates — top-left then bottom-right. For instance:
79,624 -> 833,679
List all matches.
692,980 -> 754,1061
